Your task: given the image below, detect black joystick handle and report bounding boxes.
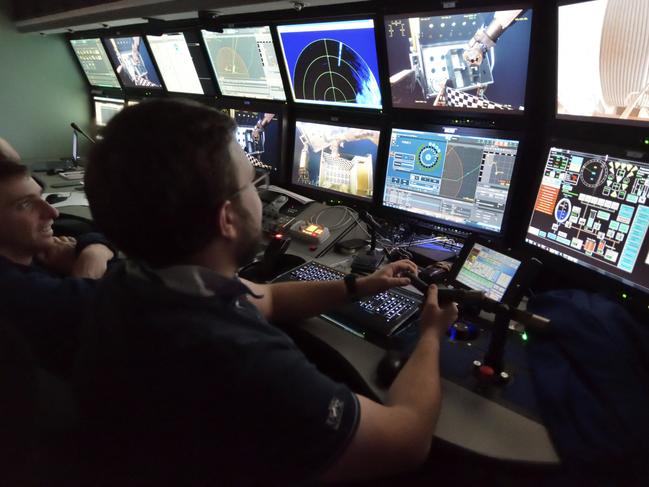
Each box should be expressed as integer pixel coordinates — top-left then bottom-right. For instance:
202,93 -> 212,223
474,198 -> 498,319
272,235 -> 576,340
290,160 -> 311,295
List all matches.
404,271 -> 485,305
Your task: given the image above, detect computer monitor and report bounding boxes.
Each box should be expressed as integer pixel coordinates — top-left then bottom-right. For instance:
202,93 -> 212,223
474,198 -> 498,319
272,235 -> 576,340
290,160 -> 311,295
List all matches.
277,19 -> 382,109
146,33 -> 205,94
220,108 -> 282,175
382,126 -> 520,234
103,36 -> 162,90
292,119 -> 379,201
526,145 -> 649,293
557,0 -> 649,124
455,242 -> 522,302
69,38 -> 121,89
384,8 -> 532,112
94,97 -> 125,126
201,26 -> 286,101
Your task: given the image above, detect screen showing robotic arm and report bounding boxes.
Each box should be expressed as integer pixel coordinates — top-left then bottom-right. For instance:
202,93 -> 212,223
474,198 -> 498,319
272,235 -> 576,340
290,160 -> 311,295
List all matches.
385,9 -> 532,112
292,120 -> 379,200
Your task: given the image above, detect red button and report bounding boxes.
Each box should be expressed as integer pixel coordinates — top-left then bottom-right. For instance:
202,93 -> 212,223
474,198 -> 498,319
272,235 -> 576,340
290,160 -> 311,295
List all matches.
479,365 -> 495,378
309,245 -> 317,251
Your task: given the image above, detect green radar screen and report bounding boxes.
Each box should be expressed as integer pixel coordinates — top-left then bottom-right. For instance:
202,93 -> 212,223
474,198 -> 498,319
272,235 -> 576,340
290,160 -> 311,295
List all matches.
415,142 -> 444,176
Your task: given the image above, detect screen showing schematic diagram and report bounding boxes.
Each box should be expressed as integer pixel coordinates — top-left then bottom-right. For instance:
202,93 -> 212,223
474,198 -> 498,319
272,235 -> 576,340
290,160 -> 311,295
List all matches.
558,0 -> 649,124
383,127 -> 519,233
527,147 -> 649,292
384,9 -> 532,112
219,108 -> 281,174
277,19 -> 382,109
292,120 -> 379,200
201,27 -> 286,101
456,243 -> 522,302
104,36 -> 162,89
70,38 -> 121,88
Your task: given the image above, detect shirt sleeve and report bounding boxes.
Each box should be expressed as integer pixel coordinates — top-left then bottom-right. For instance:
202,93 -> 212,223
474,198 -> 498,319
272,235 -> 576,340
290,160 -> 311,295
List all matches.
234,335 -> 360,484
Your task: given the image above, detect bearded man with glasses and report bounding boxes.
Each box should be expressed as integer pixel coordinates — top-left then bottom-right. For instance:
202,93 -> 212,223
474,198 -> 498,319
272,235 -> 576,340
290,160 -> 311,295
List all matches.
78,98 -> 457,486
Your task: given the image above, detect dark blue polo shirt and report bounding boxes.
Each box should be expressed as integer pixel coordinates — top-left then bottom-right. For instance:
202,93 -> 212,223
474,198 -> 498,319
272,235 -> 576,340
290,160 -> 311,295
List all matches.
76,261 -> 359,486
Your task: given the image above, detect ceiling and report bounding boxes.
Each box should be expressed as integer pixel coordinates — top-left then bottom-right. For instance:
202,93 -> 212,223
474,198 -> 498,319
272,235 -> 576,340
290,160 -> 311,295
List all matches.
12,0 -> 373,34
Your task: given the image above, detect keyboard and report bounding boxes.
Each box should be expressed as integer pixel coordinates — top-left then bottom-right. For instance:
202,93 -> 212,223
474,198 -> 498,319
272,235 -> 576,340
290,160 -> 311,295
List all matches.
275,261 -> 421,340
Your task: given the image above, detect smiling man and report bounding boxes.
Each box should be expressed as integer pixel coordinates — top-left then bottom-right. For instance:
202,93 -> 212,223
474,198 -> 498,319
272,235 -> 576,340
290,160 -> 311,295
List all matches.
0,139 -> 115,376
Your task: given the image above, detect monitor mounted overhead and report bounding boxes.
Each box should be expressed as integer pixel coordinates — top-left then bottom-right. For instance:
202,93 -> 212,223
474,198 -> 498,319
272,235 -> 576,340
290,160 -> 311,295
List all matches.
103,36 -> 162,90
146,32 -> 204,95
526,144 -> 649,293
277,19 -> 383,110
385,8 -> 533,113
557,0 -> 649,125
201,26 -> 286,101
292,120 -> 379,201
70,38 -> 121,89
382,126 -> 520,234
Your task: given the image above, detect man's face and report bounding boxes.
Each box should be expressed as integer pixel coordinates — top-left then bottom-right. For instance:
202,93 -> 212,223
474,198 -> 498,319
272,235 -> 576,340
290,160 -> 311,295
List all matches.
229,140 -> 263,266
0,176 -> 59,256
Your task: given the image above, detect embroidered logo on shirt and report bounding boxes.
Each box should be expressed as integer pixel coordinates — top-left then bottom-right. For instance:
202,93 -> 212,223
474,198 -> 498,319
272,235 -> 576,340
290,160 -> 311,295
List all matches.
325,397 -> 344,430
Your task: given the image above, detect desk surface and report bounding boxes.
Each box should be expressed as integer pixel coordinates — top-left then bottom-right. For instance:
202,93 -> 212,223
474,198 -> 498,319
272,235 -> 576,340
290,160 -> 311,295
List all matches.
33,171 -> 560,465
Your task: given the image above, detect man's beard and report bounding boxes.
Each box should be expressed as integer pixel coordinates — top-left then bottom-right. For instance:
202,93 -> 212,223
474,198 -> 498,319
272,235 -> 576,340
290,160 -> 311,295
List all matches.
234,205 -> 262,268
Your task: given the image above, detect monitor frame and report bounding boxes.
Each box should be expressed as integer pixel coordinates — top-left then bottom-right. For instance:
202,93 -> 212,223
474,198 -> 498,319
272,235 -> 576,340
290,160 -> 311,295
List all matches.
276,15 -> 385,112
378,122 -> 524,238
524,137 -> 649,296
555,0 -> 649,128
449,236 -> 533,306
200,24 -> 289,102
101,35 -> 166,94
93,96 -> 126,128
145,30 -> 216,96
381,2 -> 534,117
287,110 -> 385,206
68,37 -> 123,91
214,98 -> 288,184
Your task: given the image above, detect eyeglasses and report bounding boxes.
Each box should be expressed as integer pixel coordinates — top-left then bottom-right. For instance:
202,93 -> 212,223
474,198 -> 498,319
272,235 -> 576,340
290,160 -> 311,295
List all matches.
227,168 -> 270,200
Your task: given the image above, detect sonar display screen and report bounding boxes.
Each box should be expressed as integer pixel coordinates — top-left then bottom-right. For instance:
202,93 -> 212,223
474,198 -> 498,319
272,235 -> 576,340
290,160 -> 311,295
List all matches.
292,120 -> 379,200
277,19 -> 382,109
384,9 -> 532,112
558,0 -> 649,124
527,146 -> 649,293
383,127 -> 520,233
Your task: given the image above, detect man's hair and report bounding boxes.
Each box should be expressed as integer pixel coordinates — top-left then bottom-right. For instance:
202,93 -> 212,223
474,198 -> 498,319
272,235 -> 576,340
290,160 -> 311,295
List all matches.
85,98 -> 238,267
0,160 -> 28,183
0,138 -> 26,183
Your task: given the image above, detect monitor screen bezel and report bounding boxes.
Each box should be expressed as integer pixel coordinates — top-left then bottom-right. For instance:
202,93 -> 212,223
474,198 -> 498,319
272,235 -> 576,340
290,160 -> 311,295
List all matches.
287,112 -> 385,205
555,0 -> 649,128
101,35 -> 166,93
382,2 -> 534,117
214,98 -> 288,184
276,16 -> 385,111
145,30 -> 215,96
200,25 -> 288,102
378,122 -> 523,237
524,138 -> 649,296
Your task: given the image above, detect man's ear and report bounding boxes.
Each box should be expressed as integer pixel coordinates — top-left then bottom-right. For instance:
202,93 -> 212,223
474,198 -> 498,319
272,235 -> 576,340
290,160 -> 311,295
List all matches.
218,200 -> 238,240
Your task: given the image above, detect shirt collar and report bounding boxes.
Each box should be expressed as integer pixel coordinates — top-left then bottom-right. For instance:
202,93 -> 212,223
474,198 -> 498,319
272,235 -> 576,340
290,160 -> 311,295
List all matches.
127,261 -> 261,300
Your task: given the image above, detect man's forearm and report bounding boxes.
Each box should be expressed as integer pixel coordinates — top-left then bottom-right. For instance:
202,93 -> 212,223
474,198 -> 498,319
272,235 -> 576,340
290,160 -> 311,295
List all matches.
386,329 -> 442,442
